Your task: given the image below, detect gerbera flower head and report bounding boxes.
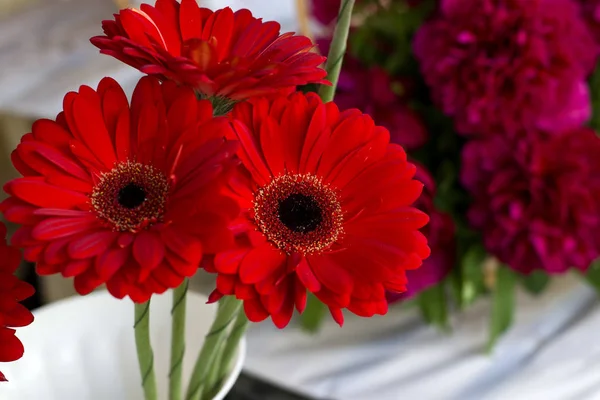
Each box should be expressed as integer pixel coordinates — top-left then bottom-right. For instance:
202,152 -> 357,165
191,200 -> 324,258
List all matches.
91,0 -> 328,103
387,165 -> 455,302
0,222 -> 34,382
414,0 -> 598,136
461,129 -> 600,274
1,76 -> 239,303
210,92 -> 430,328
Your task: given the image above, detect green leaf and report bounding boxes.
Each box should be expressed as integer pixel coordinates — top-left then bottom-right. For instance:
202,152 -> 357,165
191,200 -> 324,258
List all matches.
487,265 -> 517,352
460,244 -> 487,307
588,65 -> 600,133
300,294 -> 327,333
417,283 -> 449,331
581,260 -> 600,294
348,0 -> 434,74
521,271 -> 550,295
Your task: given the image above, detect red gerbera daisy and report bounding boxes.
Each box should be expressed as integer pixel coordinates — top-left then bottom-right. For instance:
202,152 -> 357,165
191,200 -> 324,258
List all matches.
208,92 -> 430,328
0,222 -> 34,382
1,76 -> 239,303
90,0 -> 328,102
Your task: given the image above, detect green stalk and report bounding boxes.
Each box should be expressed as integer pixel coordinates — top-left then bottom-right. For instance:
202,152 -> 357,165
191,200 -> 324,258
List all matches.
204,307 -> 249,400
215,308 -> 249,384
204,340 -> 226,399
169,280 -> 189,400
202,300 -> 228,397
185,296 -> 242,400
134,301 -> 158,400
318,0 -> 356,102
300,293 -> 326,333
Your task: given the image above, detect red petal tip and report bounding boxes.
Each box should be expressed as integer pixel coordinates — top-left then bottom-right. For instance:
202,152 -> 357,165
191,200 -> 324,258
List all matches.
207,290 -> 224,304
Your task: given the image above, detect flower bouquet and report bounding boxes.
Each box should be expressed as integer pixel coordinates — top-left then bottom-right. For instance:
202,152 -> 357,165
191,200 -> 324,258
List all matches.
302,0 -> 600,349
0,0 -> 432,399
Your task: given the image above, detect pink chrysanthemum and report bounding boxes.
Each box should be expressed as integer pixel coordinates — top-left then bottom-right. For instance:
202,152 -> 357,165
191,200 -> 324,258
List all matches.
317,38 -> 428,150
414,0 -> 598,136
310,0 -> 424,26
461,129 -> 600,274
335,56 -> 428,150
578,0 -> 600,43
310,0 -> 345,26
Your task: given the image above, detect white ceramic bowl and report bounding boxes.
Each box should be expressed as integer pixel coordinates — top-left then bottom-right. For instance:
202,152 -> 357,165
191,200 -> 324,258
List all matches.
0,290 -> 245,400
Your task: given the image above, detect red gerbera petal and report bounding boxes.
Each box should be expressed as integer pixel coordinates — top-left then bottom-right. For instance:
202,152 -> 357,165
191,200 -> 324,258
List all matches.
0,222 -> 35,381
90,2 -> 328,101
0,328 -> 24,363
2,77 -> 239,303
212,92 -> 430,327
239,243 -> 286,285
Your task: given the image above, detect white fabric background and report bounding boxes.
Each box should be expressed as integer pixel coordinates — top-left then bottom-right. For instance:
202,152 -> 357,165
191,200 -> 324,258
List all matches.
244,275 -> 600,400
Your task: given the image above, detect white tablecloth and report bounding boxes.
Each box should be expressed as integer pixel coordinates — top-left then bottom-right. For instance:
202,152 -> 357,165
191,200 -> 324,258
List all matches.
244,275 -> 600,400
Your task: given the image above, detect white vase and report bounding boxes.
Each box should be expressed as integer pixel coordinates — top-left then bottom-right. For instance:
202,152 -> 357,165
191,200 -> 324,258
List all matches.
0,290 -> 246,400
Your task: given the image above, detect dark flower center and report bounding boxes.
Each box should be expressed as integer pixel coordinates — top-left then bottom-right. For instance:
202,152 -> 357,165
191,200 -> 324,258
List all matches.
278,193 -> 323,233
253,173 -> 343,255
91,161 -> 169,232
118,183 -> 146,209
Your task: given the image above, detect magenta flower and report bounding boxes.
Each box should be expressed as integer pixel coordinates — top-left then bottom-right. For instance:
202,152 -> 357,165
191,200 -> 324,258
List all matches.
317,38 -> 428,150
414,0 -> 598,137
310,0 -> 344,26
461,129 -> 600,274
337,62 -> 428,150
310,0 -> 425,26
578,0 -> 600,43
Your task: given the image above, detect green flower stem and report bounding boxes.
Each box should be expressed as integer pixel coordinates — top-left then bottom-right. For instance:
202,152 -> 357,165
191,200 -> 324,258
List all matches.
204,307 -> 249,399
204,340 -> 226,399
169,280 -> 189,400
134,301 -> 158,400
318,0 -> 356,102
215,308 -> 249,383
185,296 -> 242,400
203,300 -> 227,397
300,293 -> 326,333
